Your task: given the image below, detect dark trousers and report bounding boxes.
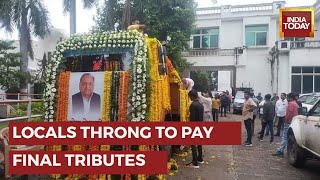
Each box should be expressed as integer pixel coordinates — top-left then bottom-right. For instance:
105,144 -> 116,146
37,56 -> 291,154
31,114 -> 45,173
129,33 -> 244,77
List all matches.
244,119 -> 252,144
252,115 -> 256,135
212,108 -> 219,121
276,116 -> 285,135
221,105 -> 227,116
191,145 -> 203,166
259,121 -> 274,142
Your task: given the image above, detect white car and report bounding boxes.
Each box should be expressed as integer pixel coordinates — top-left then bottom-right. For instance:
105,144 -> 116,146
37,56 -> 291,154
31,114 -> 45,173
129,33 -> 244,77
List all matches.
287,99 -> 320,167
301,94 -> 320,111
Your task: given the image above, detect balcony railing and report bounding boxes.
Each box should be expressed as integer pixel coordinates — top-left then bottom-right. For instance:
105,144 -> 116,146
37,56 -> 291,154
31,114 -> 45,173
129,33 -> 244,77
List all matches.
290,41 -> 320,49
196,2 -> 275,15
196,8 -> 221,15
182,49 -> 235,57
230,5 -> 273,13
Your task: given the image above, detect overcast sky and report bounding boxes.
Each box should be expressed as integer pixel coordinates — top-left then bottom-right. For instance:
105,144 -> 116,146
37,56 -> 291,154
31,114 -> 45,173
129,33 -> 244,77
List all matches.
0,0 -> 317,40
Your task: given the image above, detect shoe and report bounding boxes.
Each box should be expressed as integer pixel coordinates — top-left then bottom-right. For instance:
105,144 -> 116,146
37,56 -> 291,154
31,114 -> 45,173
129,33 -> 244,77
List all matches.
265,134 -> 269,136
244,142 -> 252,147
258,138 -> 263,142
198,160 -> 204,164
258,132 -> 261,134
269,141 -> 274,144
186,162 -> 200,168
272,152 -> 284,157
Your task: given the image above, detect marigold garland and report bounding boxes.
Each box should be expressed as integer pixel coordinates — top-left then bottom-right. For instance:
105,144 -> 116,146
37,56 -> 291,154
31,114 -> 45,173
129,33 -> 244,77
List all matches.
180,89 -> 191,122
50,71 -> 69,179
118,71 -> 129,122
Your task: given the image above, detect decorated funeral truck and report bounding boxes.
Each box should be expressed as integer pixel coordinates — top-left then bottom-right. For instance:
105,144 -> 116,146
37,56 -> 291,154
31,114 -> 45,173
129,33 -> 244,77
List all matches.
43,26 -> 191,179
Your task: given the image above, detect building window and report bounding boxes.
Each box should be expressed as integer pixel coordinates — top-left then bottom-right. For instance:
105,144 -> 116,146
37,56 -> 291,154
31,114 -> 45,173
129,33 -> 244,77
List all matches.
291,66 -> 320,94
192,28 -> 219,48
245,25 -> 268,46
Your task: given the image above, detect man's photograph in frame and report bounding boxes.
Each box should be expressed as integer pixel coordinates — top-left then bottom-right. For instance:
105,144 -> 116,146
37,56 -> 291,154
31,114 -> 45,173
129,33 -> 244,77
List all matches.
67,72 -> 104,121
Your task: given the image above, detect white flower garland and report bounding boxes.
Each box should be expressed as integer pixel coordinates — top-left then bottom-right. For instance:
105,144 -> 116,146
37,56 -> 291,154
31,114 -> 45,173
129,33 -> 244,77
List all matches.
44,30 -> 148,122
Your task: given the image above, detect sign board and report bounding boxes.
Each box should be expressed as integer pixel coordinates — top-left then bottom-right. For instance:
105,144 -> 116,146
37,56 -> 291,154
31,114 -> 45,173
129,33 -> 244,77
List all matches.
280,8 -> 314,38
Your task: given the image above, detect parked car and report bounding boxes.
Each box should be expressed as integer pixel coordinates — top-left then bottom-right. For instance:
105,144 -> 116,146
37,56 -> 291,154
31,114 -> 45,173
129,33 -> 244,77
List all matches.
298,92 -> 320,104
301,93 -> 320,111
233,91 -> 245,114
287,98 -> 320,167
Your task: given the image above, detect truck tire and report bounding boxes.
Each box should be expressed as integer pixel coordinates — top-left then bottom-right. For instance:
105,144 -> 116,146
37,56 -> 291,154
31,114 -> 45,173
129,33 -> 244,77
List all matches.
287,134 -> 306,168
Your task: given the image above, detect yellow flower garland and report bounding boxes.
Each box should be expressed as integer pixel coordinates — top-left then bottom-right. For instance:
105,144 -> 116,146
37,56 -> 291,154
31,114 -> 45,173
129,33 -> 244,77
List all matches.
146,38 -> 172,122
180,89 -> 191,122
100,71 -> 112,180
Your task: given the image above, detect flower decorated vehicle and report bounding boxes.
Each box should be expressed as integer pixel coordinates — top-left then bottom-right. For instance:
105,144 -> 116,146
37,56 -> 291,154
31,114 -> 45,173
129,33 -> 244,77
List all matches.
43,28 -> 190,179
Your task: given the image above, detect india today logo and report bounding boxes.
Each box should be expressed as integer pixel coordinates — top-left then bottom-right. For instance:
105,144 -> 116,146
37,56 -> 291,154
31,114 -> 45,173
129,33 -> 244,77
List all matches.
280,8 -> 314,38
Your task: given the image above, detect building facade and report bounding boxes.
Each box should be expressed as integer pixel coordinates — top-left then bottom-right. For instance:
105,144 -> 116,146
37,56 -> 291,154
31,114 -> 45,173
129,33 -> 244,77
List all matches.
183,1 -> 320,96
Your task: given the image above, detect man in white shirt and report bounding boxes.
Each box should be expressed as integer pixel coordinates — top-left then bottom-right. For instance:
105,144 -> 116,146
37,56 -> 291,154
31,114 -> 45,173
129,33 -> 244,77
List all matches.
275,93 -> 288,136
182,78 -> 194,91
198,91 -> 213,122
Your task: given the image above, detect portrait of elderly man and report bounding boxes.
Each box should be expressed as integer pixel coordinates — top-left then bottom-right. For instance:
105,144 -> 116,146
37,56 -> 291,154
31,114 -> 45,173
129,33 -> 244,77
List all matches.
71,73 -> 101,120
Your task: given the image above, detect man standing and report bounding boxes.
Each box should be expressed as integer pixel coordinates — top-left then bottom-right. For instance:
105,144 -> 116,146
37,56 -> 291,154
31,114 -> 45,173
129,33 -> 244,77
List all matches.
271,93 -> 277,102
72,73 -> 101,120
242,91 -> 257,147
272,93 -> 299,157
275,93 -> 288,136
182,78 -> 194,91
251,93 -> 259,135
220,92 -> 229,117
212,94 -> 221,122
256,92 -> 263,102
198,91 -> 213,122
186,89 -> 204,168
258,94 -> 275,143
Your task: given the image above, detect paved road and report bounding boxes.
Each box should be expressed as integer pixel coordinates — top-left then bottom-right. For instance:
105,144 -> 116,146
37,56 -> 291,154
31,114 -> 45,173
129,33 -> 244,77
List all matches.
170,114 -> 320,180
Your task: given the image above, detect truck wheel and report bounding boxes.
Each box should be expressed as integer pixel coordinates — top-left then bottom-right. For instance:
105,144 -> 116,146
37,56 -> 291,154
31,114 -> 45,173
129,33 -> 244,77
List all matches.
287,134 -> 306,168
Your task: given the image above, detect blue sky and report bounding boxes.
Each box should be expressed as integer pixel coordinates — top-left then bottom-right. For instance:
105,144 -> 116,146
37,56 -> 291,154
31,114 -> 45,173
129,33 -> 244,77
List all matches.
0,0 -> 317,40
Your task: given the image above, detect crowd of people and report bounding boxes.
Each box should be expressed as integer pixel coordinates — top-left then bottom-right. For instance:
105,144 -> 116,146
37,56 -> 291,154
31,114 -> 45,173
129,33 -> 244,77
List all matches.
181,78 -> 303,168
242,91 -> 301,158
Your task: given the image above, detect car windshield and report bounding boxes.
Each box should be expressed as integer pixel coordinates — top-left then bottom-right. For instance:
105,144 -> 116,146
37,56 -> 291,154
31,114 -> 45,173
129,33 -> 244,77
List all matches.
304,96 -> 320,105
235,91 -> 244,99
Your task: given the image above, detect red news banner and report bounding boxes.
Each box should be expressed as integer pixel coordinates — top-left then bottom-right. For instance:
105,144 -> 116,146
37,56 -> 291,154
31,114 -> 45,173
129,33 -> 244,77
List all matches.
8,122 -> 241,175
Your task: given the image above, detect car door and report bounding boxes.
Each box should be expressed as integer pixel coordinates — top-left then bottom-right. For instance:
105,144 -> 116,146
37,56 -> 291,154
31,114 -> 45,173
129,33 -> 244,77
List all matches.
304,100 -> 320,156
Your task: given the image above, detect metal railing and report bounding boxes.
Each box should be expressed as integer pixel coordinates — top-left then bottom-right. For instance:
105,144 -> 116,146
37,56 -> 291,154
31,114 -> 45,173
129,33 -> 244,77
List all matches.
0,93 -> 43,100
182,49 -> 235,57
0,84 -> 44,123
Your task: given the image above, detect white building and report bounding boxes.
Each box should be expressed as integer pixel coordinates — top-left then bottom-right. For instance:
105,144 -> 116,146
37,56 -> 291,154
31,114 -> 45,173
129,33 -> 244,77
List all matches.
0,27 -> 66,98
183,1 -> 320,96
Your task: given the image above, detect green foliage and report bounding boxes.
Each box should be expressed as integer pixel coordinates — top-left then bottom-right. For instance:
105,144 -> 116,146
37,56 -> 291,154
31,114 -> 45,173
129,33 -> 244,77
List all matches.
94,0 -> 123,31
94,0 -> 196,72
0,40 -> 28,91
190,71 -> 210,92
0,0 -> 50,59
12,102 -> 45,118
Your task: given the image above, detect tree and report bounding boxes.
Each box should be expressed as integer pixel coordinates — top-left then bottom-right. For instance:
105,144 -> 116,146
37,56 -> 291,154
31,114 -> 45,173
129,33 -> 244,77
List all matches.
190,71 -> 210,92
0,0 -> 50,91
94,0 -> 197,72
63,0 -> 98,34
0,40 -> 28,93
93,0 -> 123,31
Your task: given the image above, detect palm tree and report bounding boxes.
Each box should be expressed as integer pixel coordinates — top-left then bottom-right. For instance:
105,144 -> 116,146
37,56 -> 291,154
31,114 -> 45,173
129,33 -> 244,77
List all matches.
63,0 -> 97,34
0,0 -> 50,92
